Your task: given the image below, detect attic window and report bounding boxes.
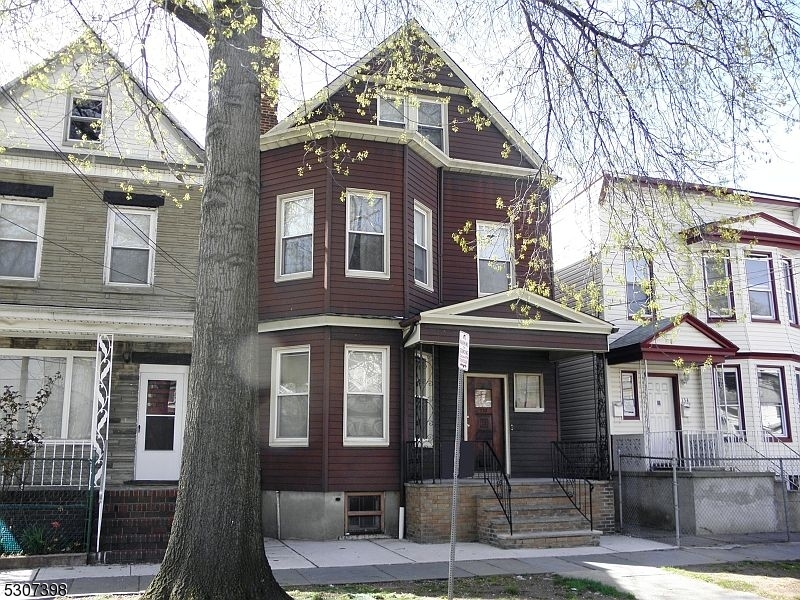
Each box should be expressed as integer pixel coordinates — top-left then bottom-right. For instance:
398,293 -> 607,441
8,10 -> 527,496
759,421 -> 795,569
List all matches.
67,96 -> 103,143
377,95 -> 447,153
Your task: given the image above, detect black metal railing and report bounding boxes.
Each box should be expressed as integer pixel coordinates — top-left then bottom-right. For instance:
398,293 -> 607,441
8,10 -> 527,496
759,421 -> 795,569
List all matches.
553,440 -> 604,480
551,442 -> 594,530
405,440 -> 440,484
478,441 -> 512,535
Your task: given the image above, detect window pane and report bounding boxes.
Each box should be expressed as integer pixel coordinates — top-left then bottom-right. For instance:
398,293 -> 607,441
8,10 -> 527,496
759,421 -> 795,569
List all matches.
283,197 -> 313,237
349,196 -> 384,233
277,394 -> 308,438
146,380 -> 177,416
283,235 -> 312,274
68,358 -> 94,439
0,240 -> 37,278
71,98 -> 103,119
418,101 -> 442,126
478,259 -> 511,294
379,98 -> 405,125
704,257 -> 732,316
0,204 -> 39,240
716,369 -> 741,432
414,209 -> 427,246
346,394 -> 384,437
110,247 -> 150,283
414,244 -> 427,283
68,119 -> 101,141
144,415 -> 175,450
348,233 -> 384,272
749,290 -> 774,317
112,213 -> 151,248
746,258 -> 770,287
758,368 -> 785,436
279,352 -> 309,394
626,258 -> 651,315
347,351 -> 383,393
515,374 -> 542,409
477,224 -> 510,260
0,357 -> 66,439
419,126 -> 443,149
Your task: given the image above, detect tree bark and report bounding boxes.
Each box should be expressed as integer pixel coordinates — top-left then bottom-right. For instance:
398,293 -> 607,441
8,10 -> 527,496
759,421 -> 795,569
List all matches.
142,2 -> 291,598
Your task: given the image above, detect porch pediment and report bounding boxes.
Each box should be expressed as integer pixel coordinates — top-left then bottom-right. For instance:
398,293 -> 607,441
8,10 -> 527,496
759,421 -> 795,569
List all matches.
608,313 -> 738,365
685,212 -> 800,251
404,289 -> 613,353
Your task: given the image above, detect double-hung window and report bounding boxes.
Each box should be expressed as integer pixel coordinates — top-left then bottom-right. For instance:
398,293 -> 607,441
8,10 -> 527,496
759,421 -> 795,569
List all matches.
377,95 -> 447,152
413,202 -> 433,289
781,258 -> 798,325
746,254 -> 777,319
0,352 -> 95,440
0,199 -> 45,279
66,95 -> 104,143
757,366 -> 790,440
344,345 -> 389,446
276,191 -> 313,280
476,221 -> 513,295
715,366 -> 743,434
269,346 -> 310,446
625,253 -> 653,318
346,190 -> 389,278
104,208 -> 156,285
703,253 -> 735,319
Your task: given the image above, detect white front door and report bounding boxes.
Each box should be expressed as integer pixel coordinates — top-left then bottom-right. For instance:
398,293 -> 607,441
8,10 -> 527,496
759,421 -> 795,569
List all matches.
135,364 -> 188,480
648,375 -> 678,459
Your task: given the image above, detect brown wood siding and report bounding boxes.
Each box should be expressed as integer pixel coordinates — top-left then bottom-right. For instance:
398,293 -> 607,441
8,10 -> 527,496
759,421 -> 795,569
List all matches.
419,324 -> 607,352
441,172 -> 553,305
260,144 -> 329,319
326,328 -> 403,491
406,149 -> 440,314
436,346 -> 557,477
446,96 -> 531,167
259,328 -> 327,491
328,141 -> 406,316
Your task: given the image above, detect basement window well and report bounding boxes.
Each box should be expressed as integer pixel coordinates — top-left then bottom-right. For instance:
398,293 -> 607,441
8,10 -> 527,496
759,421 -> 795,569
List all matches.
345,493 -> 384,535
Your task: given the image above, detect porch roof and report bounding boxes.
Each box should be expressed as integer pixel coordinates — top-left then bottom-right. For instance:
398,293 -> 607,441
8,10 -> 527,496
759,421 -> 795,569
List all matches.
607,312 -> 738,365
403,289 -> 613,353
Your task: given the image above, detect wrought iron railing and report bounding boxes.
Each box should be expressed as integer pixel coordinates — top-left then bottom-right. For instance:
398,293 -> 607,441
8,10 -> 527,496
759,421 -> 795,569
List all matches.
478,441 -> 513,535
405,440 -> 439,484
551,441 -> 594,530
552,440 -> 604,479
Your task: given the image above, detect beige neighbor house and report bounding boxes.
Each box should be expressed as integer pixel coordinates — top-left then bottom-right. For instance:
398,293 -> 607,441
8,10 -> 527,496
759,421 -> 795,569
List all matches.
556,174 -> 800,537
0,35 -> 203,561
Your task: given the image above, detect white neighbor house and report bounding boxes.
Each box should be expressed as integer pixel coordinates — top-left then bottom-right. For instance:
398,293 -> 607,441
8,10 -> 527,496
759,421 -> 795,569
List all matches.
556,174 -> 800,479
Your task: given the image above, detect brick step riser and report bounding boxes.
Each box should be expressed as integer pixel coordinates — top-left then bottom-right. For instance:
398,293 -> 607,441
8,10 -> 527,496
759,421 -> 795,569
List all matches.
488,535 -> 598,549
99,549 -> 166,564
485,520 -> 588,534
479,505 -> 581,518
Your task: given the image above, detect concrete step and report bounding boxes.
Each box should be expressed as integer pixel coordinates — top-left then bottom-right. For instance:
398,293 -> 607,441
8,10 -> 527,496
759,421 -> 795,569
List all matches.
487,529 -> 601,549
98,548 -> 166,564
486,515 -> 588,534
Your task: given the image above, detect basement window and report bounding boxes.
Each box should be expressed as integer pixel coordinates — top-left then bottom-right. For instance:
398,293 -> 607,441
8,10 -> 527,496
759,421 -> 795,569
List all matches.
345,493 -> 384,535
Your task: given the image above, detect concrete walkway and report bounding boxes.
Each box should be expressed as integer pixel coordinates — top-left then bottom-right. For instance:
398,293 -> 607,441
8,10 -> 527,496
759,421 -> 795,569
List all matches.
1,535 -> 799,598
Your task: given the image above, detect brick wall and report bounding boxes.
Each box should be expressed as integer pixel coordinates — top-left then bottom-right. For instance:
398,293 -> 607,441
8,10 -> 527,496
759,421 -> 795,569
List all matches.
405,482 -> 485,543
590,479 -> 616,532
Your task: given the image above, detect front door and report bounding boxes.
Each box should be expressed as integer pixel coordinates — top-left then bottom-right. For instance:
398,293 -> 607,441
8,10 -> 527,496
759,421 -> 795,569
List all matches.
135,364 -> 188,480
466,375 -> 505,465
648,375 -> 679,459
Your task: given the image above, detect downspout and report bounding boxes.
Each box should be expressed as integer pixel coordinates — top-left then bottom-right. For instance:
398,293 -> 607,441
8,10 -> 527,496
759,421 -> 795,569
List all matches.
437,167 -> 444,306
399,321 -> 418,536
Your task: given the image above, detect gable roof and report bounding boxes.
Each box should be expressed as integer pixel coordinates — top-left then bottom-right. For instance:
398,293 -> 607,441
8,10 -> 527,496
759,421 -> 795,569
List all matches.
608,313 -> 738,365
1,29 -> 204,165
684,212 -> 800,251
269,20 -> 544,172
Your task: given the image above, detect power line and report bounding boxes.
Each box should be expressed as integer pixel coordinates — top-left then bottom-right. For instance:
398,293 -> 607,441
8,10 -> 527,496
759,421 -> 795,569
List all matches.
0,212 -> 195,299
0,86 -> 199,282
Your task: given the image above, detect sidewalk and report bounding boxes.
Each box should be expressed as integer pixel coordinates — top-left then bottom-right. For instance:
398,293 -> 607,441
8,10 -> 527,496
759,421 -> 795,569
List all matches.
2,535 -> 799,598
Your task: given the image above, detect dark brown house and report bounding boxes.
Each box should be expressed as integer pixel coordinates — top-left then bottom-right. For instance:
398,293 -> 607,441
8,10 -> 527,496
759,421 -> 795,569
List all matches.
258,21 -> 613,543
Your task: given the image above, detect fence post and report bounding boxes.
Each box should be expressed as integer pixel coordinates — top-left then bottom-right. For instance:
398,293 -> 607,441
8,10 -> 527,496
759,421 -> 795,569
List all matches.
618,449 -> 624,533
781,459 -> 790,542
672,457 -> 680,548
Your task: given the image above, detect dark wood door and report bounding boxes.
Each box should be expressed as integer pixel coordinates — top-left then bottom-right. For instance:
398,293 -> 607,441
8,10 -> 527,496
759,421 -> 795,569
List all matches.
466,376 -> 505,462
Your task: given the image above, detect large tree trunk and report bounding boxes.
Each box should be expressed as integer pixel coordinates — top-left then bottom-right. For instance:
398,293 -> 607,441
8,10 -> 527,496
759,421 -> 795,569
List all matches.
142,3 -> 291,599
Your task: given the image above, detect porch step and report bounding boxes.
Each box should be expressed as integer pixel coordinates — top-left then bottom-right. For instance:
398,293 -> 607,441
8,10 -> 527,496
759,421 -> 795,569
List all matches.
97,488 -> 176,563
477,481 -> 599,549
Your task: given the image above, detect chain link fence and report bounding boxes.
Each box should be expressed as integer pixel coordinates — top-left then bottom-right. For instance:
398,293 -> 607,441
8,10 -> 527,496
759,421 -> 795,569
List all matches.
618,453 -> 800,546
0,457 -> 94,556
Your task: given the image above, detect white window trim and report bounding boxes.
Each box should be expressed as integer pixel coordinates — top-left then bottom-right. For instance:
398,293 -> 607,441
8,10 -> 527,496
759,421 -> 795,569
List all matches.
103,207 -> 157,287
377,96 -> 406,128
0,197 -> 46,281
275,190 -> 314,282
702,252 -> 735,319
413,201 -> 433,291
781,257 -> 798,324
377,94 -> 449,154
64,94 -> 105,145
745,253 -> 777,320
624,251 -> 653,318
269,345 -> 311,447
513,373 -> 544,413
0,349 -> 95,440
343,344 -> 390,446
345,189 -> 390,279
476,220 -> 514,296
756,365 -> 789,439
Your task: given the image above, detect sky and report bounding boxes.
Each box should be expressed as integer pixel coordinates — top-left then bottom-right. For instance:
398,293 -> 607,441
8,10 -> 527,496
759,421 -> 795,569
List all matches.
0,1 -> 797,268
